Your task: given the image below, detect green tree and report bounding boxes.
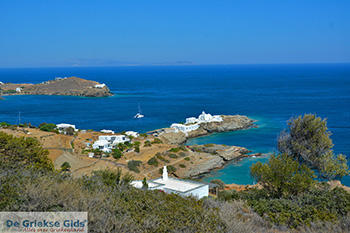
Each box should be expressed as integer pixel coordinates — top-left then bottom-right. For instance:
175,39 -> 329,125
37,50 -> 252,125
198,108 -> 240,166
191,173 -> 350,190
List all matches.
0,132 -> 53,171
112,148 -> 123,159
210,179 -> 225,190
39,123 -> 57,132
278,114 -> 349,179
60,161 -> 71,171
91,169 -> 133,187
251,154 -> 315,197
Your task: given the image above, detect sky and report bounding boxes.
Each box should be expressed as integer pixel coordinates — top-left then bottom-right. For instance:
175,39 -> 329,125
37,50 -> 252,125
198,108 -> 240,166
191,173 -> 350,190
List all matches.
0,0 -> 349,68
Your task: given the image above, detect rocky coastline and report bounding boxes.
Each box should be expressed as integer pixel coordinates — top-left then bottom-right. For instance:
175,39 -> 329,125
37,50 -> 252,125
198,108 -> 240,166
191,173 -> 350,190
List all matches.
182,144 -> 265,178
152,115 -> 256,145
0,77 -> 113,97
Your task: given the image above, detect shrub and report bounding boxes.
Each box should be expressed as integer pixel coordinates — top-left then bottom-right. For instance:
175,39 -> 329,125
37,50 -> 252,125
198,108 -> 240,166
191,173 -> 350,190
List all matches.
210,179 -> 225,190
184,157 -> 190,161
134,146 -> 140,153
0,132 -> 53,171
112,148 -> 123,159
179,164 -> 186,168
158,166 -> 176,174
278,114 -> 349,179
39,123 -> 57,132
168,153 -> 178,159
251,153 -> 315,197
169,147 -> 180,153
60,161 -> 71,171
128,160 -> 142,173
156,153 -> 170,163
147,157 -> 159,166
179,152 -> 187,157
144,140 -> 152,147
152,138 -> 163,144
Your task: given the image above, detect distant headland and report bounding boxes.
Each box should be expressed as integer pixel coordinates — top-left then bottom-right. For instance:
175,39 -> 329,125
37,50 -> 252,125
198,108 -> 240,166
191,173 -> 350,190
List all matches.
0,77 -> 113,97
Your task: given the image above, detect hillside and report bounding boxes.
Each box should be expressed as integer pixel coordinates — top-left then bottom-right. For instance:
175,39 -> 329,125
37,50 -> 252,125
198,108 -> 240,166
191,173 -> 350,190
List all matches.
0,77 -> 113,97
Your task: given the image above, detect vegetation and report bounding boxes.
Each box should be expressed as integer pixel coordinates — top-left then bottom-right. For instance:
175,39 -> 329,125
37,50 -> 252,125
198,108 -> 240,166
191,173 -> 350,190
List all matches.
168,153 -> 178,159
210,179 -> 225,190
112,148 -> 123,159
156,152 -> 170,163
0,132 -> 53,171
251,153 -> 315,197
278,114 -> 349,179
127,160 -> 142,173
60,161 -> 71,171
169,146 -> 187,153
184,157 -> 190,161
147,157 -> 159,166
39,123 -> 57,133
179,164 -> 186,168
144,140 -> 152,147
152,138 -> 163,144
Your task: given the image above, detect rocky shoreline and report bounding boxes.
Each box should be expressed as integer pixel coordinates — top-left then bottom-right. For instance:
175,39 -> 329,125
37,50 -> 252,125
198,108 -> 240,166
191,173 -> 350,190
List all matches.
0,77 -> 113,97
146,114 -> 260,178
151,115 -> 256,145
182,144 -> 265,178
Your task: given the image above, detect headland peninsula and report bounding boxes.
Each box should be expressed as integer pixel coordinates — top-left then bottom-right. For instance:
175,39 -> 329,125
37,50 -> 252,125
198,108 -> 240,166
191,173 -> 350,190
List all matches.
0,76 -> 113,97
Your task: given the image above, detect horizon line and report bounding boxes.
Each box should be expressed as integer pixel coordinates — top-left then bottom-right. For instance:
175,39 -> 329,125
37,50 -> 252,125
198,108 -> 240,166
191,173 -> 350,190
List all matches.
0,61 -> 349,69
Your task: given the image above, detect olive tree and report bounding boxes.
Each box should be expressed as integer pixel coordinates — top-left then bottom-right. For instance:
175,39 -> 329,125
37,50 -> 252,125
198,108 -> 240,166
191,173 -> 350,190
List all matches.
251,153 -> 315,197
278,114 -> 349,179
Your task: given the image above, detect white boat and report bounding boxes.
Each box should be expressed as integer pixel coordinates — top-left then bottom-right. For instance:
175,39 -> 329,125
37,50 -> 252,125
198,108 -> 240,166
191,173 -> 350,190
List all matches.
134,104 -> 144,119
134,113 -> 144,119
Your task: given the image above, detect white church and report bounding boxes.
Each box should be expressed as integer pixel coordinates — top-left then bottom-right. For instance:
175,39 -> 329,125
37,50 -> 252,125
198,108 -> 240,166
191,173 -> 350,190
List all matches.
131,166 -> 209,199
170,111 -> 223,134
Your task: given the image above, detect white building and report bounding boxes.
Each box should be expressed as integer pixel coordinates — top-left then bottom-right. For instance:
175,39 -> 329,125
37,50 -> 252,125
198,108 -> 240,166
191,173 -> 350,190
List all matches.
94,83 -> 106,88
0,81 -> 4,85
101,129 -> 115,134
125,131 -> 139,138
131,166 -> 209,199
92,135 -> 130,153
170,123 -> 199,134
56,123 -> 78,134
92,139 -> 111,153
16,87 -> 22,93
185,111 -> 223,125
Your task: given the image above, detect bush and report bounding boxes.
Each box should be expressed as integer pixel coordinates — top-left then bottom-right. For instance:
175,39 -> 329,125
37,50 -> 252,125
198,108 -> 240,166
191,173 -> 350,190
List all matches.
134,146 -> 140,153
0,132 -> 53,171
156,153 -> 170,163
184,157 -> 190,161
251,153 -> 315,198
112,148 -> 123,159
278,114 -> 349,179
179,164 -> 186,168
152,138 -> 163,144
60,161 -> 71,171
128,160 -> 142,173
169,147 -> 180,153
144,140 -> 152,147
210,179 -> 225,190
179,152 -> 187,157
147,157 -> 159,166
168,153 -> 178,159
39,123 -> 57,132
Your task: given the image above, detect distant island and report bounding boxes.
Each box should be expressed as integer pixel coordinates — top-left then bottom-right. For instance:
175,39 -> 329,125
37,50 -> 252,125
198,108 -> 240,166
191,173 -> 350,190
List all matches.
0,77 -> 113,97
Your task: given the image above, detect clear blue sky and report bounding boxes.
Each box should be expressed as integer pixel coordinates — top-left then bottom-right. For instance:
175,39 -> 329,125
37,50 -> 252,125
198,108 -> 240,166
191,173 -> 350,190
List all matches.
0,0 -> 349,67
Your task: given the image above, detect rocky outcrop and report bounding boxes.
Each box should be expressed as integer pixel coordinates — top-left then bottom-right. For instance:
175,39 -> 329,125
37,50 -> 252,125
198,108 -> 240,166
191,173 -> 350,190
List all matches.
181,145 -> 263,178
0,77 -> 113,97
158,115 -> 256,145
183,152 -> 225,177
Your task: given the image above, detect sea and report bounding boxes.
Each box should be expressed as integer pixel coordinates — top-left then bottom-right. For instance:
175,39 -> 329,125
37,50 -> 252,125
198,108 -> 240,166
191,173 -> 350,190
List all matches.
0,64 -> 349,185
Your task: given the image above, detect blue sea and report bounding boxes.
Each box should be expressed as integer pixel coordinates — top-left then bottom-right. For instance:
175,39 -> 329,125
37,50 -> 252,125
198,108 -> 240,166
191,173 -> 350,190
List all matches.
0,64 -> 349,185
